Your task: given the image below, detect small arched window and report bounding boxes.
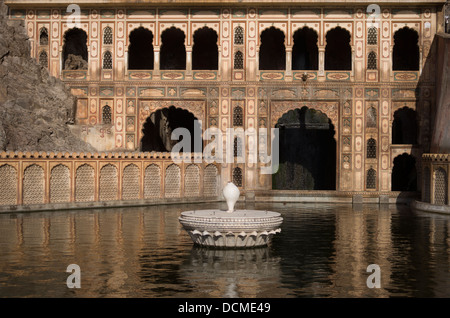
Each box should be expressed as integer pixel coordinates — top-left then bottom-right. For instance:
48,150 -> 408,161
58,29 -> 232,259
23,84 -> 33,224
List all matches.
233,167 -> 243,187
366,168 -> 376,189
367,138 -> 376,159
233,106 -> 243,127
39,27 -> 48,46
103,51 -> 112,69
102,105 -> 112,124
234,26 -> 244,45
103,26 -> 113,45
367,51 -> 377,70
367,27 -> 377,45
234,51 -> 244,69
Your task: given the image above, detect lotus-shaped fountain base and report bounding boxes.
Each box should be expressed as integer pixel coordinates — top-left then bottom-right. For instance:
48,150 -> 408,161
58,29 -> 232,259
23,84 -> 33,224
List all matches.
179,209 -> 283,248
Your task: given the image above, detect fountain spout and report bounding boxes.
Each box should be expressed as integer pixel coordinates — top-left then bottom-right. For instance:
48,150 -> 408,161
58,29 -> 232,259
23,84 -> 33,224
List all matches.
223,182 -> 240,213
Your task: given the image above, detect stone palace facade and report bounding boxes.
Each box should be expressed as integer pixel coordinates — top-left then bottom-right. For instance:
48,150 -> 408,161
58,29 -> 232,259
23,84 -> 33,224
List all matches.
3,0 -> 448,205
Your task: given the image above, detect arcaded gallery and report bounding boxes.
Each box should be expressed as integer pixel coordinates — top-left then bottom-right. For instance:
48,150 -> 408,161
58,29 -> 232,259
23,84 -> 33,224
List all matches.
1,0 -> 449,208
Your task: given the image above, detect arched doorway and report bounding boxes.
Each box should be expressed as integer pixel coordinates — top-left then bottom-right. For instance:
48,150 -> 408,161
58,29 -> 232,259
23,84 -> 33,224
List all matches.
392,153 -> 417,191
273,107 -> 336,190
140,106 -> 202,152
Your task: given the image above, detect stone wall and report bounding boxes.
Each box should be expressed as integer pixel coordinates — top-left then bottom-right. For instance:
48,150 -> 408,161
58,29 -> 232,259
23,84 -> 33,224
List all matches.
0,151 -> 221,210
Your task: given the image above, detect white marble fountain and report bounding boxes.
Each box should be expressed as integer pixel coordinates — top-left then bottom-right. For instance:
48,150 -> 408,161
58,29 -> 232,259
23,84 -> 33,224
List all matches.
179,182 -> 283,248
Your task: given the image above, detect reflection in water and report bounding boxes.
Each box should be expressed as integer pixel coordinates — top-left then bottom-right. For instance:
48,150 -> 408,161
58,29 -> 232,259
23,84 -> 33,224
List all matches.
0,203 -> 449,297
179,247 -> 282,298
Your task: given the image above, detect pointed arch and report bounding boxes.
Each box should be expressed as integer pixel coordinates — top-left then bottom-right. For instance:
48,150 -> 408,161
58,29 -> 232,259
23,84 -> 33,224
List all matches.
234,50 -> 244,69
39,27 -> 48,45
366,168 -> 376,189
367,51 -> 377,70
259,27 -> 286,70
102,105 -> 112,124
103,50 -> 112,69
160,27 -> 186,70
393,27 -> 419,71
50,164 -> 70,203
367,26 -> 377,45
23,164 -> 44,205
103,26 -> 113,45
144,164 -> 161,198
233,167 -> 243,187
75,164 -> 94,202
62,28 -> 88,70
128,27 -> 154,70
234,26 -> 244,45
292,27 -> 318,70
192,27 -> 218,70
367,138 -> 376,159
122,164 -> 140,200
233,105 -> 243,127
99,164 -> 118,201
0,165 -> 17,205
325,27 -> 351,70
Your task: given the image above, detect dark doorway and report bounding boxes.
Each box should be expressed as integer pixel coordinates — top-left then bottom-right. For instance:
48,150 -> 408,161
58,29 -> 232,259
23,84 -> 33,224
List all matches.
325,27 -> 351,70
292,27 -> 318,70
273,107 -> 336,190
62,28 -> 88,70
128,27 -> 154,70
259,27 -> 286,70
141,106 -> 202,152
192,27 -> 218,70
392,153 -> 417,191
392,107 -> 418,144
393,27 -> 419,71
160,27 -> 186,70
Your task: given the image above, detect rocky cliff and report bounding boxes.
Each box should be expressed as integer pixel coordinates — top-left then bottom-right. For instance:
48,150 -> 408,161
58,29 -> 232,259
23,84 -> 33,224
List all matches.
0,0 -> 95,152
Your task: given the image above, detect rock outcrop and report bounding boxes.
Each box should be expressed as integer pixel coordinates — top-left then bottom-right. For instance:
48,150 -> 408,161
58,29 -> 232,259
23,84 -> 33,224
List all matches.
0,0 -> 95,152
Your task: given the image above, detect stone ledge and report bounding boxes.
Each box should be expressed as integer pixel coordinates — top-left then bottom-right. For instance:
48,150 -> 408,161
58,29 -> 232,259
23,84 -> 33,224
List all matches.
411,200 -> 450,215
0,197 -> 222,214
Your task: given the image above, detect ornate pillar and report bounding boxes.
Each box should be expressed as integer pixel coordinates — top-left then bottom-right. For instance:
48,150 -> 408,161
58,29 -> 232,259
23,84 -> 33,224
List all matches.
153,46 -> 160,79
318,46 -> 325,77
186,46 -> 192,79
285,46 -> 292,81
